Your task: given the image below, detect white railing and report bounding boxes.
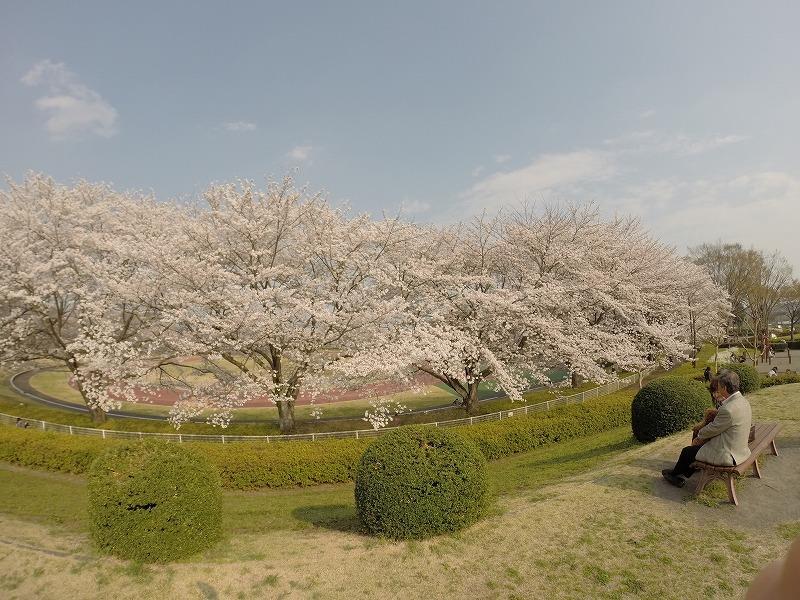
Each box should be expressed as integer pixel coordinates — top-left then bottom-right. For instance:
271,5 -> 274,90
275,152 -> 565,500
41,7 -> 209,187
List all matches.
0,370 -> 650,443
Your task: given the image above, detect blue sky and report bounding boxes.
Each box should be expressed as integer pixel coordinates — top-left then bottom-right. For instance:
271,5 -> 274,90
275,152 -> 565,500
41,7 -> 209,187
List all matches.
1,1 -> 799,267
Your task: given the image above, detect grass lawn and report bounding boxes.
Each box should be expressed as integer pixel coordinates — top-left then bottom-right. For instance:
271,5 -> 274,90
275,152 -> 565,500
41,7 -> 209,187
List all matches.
0,426 -> 638,536
25,367 -> 458,420
0,382 -> 797,598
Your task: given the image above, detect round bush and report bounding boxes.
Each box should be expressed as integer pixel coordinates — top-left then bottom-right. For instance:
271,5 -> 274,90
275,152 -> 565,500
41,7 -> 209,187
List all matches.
88,440 -> 222,562
631,376 -> 711,443
355,425 -> 488,540
720,362 -> 761,394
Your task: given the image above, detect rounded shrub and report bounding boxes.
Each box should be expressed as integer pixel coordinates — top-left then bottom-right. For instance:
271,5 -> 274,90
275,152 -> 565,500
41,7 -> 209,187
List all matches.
355,425 -> 488,540
88,440 -> 222,562
720,362 -> 761,394
631,376 -> 711,443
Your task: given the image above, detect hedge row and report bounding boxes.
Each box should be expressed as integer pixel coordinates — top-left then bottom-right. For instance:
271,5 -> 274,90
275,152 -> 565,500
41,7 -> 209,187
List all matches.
458,392 -> 633,460
760,372 -> 800,388
0,391 -> 635,488
0,427 -> 370,490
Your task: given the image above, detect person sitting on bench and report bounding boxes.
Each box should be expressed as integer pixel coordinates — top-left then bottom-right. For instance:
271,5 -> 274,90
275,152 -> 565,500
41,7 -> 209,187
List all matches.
662,370 -> 752,487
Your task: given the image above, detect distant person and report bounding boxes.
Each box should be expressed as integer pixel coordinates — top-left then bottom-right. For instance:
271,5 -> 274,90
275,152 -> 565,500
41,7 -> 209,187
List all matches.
662,370 -> 752,488
703,366 -> 712,382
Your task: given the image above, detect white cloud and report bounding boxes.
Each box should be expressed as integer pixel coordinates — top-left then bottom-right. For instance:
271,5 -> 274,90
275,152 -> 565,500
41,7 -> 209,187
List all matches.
472,165 -> 485,177
603,130 -> 747,156
604,172 -> 800,269
224,121 -> 257,132
287,145 -> 313,161
494,154 -> 511,164
638,108 -> 656,119
399,199 -> 431,215
462,150 -> 616,212
21,59 -> 118,140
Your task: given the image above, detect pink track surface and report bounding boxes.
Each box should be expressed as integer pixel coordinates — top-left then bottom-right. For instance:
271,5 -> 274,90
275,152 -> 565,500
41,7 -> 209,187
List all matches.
69,373 -> 439,407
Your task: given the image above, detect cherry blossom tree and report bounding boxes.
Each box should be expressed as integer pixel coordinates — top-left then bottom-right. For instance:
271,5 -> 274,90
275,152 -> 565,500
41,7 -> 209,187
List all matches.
338,204 -> 721,418
152,177 -> 413,433
680,260 -> 730,368
0,173 -> 172,422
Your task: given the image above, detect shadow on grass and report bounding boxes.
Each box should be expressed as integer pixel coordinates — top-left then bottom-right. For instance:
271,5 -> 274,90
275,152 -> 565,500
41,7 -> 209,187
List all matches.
290,504 -> 366,535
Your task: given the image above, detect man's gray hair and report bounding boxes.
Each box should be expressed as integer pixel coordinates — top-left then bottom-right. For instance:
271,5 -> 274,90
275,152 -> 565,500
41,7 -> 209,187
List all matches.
715,369 -> 740,394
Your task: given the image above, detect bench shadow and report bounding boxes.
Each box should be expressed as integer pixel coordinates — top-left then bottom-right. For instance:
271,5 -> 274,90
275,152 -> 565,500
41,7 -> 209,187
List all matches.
291,503 -> 366,535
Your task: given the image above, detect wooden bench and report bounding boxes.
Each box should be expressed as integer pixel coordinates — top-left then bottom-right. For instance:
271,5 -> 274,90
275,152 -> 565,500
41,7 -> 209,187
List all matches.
690,422 -> 781,506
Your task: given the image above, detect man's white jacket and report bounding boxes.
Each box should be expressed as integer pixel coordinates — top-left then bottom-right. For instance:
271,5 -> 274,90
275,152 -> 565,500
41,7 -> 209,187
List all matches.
696,391 -> 752,466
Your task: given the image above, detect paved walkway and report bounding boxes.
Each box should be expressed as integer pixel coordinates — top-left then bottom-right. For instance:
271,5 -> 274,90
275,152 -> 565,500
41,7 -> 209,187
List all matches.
716,347 -> 797,375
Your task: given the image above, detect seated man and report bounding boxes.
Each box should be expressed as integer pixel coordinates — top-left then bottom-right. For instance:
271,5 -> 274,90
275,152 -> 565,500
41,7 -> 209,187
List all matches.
662,370 -> 752,487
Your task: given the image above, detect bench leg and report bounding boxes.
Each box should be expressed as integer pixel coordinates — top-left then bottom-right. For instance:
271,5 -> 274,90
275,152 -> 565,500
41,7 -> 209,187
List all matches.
725,474 -> 739,506
770,440 -> 779,456
752,459 -> 762,479
694,470 -> 712,495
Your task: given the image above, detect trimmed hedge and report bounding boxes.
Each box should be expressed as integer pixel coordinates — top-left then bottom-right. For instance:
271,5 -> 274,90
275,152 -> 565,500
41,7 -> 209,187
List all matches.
720,363 -> 761,394
0,391 -> 635,488
355,426 -> 488,539
631,376 -> 711,443
88,440 -> 222,562
459,392 -> 633,460
0,427 -> 122,473
761,372 -> 800,388
189,438 -> 370,489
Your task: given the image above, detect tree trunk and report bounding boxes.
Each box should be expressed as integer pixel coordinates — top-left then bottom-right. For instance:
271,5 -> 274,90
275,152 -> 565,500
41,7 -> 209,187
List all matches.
571,372 -> 583,389
277,400 -> 296,434
89,405 -> 107,424
463,383 -> 480,415
69,365 -> 107,424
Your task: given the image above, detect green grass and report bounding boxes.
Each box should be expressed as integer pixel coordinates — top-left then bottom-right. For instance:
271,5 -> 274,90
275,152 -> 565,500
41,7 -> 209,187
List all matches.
778,521 -> 800,541
488,426 -> 639,496
0,426 -> 640,536
26,367 -> 457,421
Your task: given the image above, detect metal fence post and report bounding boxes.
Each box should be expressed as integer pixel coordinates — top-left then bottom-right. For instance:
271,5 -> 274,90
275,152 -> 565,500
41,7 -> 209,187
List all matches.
102,429 -> 106,439
68,425 -> 73,435
221,435 -> 225,444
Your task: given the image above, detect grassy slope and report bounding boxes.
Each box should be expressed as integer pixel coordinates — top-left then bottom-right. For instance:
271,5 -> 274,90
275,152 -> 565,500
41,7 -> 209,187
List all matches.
1,382 -> 797,599
0,426 -> 638,535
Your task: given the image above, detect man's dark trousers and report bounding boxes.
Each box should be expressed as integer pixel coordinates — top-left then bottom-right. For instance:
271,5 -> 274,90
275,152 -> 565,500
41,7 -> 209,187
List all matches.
671,445 -> 702,477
